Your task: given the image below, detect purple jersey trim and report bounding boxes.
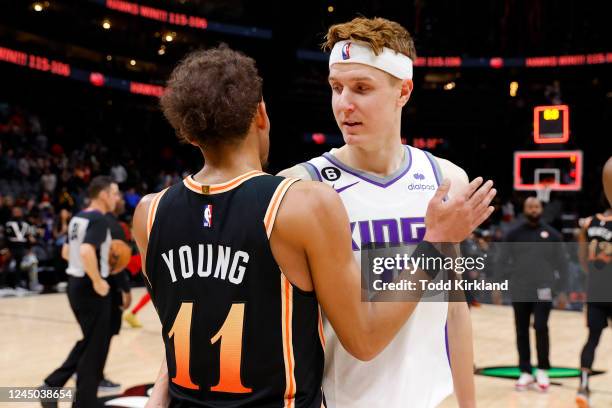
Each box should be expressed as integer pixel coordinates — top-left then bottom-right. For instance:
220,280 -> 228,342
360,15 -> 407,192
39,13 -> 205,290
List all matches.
302,162 -> 322,181
445,321 -> 451,367
321,146 -> 412,188
424,151 -> 442,187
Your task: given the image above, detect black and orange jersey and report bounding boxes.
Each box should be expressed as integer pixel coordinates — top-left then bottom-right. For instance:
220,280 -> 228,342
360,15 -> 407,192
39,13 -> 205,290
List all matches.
145,171 -> 325,408
585,213 -> 612,303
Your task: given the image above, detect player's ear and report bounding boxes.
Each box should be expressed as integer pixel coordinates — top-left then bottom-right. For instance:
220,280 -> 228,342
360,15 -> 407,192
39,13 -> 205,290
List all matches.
398,79 -> 413,107
179,128 -> 200,147
255,100 -> 269,130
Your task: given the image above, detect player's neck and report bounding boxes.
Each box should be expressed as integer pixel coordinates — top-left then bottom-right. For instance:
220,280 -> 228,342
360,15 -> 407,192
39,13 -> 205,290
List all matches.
336,138 -> 405,177
196,139 -> 263,184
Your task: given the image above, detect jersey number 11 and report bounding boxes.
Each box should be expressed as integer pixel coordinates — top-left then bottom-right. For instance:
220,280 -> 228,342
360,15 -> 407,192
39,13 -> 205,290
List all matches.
168,302 -> 252,393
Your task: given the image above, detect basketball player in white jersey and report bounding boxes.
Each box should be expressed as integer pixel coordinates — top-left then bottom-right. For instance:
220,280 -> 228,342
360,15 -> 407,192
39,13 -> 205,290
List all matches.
279,17 -> 485,408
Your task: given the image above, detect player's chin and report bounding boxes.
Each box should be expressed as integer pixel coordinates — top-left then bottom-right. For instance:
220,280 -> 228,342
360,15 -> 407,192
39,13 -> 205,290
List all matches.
342,131 -> 368,145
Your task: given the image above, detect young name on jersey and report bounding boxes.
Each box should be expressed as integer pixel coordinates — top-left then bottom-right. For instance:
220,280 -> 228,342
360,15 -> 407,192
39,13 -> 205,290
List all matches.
161,244 -> 249,285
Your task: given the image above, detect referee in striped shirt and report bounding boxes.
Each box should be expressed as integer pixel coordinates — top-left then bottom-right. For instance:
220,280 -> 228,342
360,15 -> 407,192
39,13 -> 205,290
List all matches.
42,176 -> 120,408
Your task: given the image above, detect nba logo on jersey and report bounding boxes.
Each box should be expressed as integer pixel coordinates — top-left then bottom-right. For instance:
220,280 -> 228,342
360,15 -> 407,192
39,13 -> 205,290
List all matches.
203,204 -> 213,228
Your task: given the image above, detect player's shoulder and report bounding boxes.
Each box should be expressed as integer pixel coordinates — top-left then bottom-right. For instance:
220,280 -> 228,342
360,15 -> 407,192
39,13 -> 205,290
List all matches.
277,163 -> 316,181
430,154 -> 469,184
137,193 -> 158,210
280,180 -> 342,220
426,153 -> 469,198
285,180 -> 337,203
133,192 -> 162,227
272,180 -> 344,245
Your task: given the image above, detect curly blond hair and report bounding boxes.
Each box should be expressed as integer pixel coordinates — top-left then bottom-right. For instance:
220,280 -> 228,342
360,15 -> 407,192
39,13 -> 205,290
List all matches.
323,17 -> 416,60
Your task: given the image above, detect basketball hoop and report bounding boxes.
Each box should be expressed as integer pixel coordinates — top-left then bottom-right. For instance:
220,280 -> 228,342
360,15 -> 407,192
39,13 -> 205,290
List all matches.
536,182 -> 553,203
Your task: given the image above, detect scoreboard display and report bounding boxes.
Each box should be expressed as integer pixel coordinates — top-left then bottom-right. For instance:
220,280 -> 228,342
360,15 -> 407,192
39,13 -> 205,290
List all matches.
533,105 -> 569,144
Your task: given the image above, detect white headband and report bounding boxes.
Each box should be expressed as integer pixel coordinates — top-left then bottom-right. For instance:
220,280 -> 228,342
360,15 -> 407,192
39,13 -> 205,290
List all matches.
329,40 -> 413,80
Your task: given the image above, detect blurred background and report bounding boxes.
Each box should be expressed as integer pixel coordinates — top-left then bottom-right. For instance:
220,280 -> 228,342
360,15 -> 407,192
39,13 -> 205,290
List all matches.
1,2 -> 611,407
0,0 -> 610,297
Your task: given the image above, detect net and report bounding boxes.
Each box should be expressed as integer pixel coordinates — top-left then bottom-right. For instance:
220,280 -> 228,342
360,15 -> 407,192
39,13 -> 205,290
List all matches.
535,182 -> 553,203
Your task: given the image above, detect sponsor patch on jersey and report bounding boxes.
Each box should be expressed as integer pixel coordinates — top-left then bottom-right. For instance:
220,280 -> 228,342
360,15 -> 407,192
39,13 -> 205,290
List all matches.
413,172 -> 425,180
321,167 -> 342,181
407,182 -> 436,191
203,204 -> 213,228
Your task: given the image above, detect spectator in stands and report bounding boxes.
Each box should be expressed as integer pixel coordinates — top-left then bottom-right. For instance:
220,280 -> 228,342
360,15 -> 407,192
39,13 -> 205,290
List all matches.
110,162 -> 127,185
47,208 -> 72,291
123,187 -> 141,212
41,167 -> 57,193
17,154 -> 30,180
56,187 -> 75,211
0,195 -> 11,225
4,206 -> 40,291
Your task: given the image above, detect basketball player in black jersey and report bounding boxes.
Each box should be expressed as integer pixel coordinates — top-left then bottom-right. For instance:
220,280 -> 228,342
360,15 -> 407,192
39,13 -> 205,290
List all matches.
576,157 -> 612,408
137,45 -> 496,408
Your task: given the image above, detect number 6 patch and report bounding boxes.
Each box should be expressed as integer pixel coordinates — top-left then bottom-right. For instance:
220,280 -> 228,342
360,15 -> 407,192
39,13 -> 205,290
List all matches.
321,167 -> 341,181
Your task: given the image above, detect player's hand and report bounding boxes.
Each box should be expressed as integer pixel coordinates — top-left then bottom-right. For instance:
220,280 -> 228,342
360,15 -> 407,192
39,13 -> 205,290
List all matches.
93,278 -> 110,297
424,177 -> 496,243
121,291 -> 132,310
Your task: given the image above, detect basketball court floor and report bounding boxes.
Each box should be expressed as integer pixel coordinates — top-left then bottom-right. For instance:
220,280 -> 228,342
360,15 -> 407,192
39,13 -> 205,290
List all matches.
1,287 -> 610,407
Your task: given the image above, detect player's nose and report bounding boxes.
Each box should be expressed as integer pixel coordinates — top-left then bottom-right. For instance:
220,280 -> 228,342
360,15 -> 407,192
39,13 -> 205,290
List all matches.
336,88 -> 356,113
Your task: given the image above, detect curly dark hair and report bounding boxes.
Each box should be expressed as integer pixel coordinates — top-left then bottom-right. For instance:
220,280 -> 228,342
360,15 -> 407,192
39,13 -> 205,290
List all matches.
160,45 -> 263,147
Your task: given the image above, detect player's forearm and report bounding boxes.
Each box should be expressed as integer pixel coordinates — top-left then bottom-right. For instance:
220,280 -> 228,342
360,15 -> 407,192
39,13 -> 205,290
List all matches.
326,244 -> 456,360
448,302 -> 476,408
347,300 -> 421,360
145,357 -> 170,408
353,244 -> 458,356
79,244 -> 103,283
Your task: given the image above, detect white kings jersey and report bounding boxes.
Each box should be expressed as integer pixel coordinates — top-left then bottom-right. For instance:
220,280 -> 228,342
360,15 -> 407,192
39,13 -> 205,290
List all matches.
300,145 -> 453,408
